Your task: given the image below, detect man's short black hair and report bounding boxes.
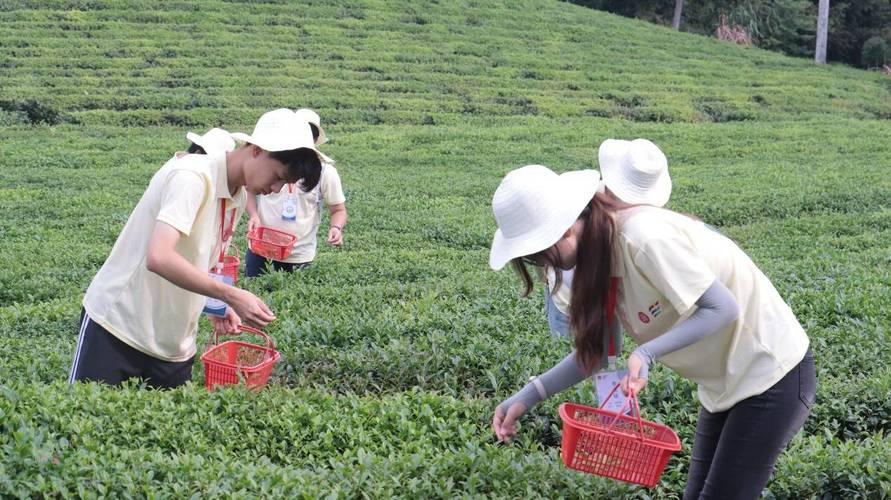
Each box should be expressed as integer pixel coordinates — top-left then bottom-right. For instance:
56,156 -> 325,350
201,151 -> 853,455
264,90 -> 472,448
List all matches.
270,148 -> 322,191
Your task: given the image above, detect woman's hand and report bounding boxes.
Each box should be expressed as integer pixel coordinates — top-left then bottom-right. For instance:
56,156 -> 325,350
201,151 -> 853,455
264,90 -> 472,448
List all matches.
492,402 -> 528,442
620,352 -> 648,396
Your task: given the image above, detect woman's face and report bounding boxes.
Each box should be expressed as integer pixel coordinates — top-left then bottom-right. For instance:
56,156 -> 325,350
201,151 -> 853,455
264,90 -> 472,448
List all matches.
524,219 -> 583,271
552,231 -> 579,270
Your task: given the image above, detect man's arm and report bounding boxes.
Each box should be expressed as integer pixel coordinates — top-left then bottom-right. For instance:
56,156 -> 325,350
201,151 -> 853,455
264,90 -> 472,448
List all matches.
145,221 -> 275,327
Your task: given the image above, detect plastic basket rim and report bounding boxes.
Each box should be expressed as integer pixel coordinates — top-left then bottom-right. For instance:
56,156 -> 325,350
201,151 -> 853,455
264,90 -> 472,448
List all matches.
559,402 -> 682,451
200,340 -> 281,371
248,227 -> 297,245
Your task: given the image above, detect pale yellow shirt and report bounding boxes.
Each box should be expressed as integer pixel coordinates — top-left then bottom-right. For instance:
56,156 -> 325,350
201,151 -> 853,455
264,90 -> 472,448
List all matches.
83,152 -> 246,362
613,206 -> 809,412
255,162 -> 345,263
547,268 -> 572,315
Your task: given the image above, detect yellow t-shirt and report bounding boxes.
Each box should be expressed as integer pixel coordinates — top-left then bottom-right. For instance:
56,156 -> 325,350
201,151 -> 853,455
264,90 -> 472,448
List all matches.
83,152 -> 246,362
255,162 -> 345,263
613,206 -> 809,412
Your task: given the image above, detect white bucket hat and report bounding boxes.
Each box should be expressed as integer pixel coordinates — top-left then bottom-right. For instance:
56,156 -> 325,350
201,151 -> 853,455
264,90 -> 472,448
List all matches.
294,108 -> 328,146
598,138 -> 671,207
230,108 -> 325,163
489,165 -> 601,270
185,127 -> 236,155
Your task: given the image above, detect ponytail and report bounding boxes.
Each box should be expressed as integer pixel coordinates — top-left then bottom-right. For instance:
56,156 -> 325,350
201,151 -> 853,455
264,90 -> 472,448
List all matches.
569,194 -> 617,370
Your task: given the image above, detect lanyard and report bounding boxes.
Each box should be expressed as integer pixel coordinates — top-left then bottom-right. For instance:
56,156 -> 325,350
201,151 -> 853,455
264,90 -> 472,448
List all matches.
216,199 -> 235,266
607,277 -> 618,361
287,183 -> 294,195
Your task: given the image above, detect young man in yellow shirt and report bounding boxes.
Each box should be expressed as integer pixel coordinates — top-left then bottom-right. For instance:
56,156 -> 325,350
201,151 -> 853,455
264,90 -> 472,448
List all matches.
70,108 -> 326,388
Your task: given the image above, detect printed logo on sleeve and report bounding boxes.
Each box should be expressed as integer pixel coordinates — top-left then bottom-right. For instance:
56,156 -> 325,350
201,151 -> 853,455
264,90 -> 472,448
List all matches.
638,311 -> 650,324
648,301 -> 662,318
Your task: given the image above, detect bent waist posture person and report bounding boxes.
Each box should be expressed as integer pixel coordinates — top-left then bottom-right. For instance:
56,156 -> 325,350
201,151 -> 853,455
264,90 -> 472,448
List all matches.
488,162 -> 814,500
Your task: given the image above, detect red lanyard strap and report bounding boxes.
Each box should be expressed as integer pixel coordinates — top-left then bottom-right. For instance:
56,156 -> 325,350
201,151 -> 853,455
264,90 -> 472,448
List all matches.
607,277 -> 618,356
217,199 -> 235,264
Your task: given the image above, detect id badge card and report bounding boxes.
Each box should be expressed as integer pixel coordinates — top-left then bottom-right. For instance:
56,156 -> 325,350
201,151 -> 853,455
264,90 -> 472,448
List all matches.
202,271 -> 233,317
595,369 -> 630,414
281,195 -> 297,221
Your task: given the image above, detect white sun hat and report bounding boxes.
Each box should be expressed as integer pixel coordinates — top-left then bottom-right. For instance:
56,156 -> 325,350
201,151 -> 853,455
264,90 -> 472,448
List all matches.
598,138 -> 671,207
185,127 -> 236,155
230,108 -> 325,163
294,108 -> 328,146
489,165 -> 601,271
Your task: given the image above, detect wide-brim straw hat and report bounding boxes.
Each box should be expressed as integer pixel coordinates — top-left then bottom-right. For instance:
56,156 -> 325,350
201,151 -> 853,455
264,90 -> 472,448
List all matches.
489,165 -> 601,270
599,138 -> 671,207
230,108 -> 325,164
294,108 -> 328,146
185,127 -> 236,155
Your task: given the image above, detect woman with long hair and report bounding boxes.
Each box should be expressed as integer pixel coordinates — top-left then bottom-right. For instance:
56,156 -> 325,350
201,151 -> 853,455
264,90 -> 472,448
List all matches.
488,158 -> 814,499
542,138 -> 672,338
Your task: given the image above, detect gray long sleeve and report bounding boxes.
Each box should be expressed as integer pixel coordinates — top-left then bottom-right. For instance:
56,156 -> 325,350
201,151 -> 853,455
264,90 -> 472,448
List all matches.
632,279 -> 739,379
498,320 -> 622,413
499,350 -> 591,412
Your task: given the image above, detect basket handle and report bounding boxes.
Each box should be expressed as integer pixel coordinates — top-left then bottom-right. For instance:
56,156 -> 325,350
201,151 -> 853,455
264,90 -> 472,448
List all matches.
600,383 -> 647,442
226,244 -> 239,257
207,324 -> 275,351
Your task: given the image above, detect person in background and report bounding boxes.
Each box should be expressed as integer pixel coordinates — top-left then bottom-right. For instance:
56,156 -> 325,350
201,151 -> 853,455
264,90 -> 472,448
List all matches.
180,128 -> 242,246
69,109 -> 325,388
488,161 -> 814,499
244,108 -> 347,276
184,127 -> 234,156
545,138 -> 672,338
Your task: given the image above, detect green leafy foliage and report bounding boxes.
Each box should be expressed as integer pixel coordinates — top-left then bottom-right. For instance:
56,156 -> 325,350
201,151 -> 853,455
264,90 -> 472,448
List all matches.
0,0 -> 889,497
861,36 -> 890,69
568,0 -> 891,68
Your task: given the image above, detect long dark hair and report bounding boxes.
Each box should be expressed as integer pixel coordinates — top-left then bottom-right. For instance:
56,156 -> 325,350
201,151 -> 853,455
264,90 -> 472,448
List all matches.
569,192 -> 638,370
510,191 -> 637,371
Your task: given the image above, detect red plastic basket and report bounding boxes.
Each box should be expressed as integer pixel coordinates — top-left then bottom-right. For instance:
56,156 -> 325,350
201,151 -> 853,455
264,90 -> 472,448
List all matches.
558,385 -> 681,488
221,245 -> 240,285
200,325 -> 281,390
247,227 -> 297,261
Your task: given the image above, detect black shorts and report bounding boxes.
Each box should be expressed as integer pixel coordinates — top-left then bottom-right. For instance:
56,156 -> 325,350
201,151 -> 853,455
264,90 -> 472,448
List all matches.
244,247 -> 312,277
68,308 -> 195,389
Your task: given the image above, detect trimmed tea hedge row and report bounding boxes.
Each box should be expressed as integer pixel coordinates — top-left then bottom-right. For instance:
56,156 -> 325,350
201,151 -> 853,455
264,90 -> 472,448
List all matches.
2,0 -> 890,127
2,381 -> 888,498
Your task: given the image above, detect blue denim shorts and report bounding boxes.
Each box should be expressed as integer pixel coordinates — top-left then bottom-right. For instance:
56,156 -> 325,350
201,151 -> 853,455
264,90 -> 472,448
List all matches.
545,289 -> 570,338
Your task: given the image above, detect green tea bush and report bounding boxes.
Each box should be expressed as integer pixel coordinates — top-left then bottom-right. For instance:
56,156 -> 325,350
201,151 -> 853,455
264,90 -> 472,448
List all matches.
1,0 -> 889,497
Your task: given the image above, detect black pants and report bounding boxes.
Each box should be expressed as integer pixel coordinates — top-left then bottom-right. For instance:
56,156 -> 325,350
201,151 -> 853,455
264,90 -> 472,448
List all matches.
68,309 -> 194,389
244,248 -> 311,277
684,349 -> 816,500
